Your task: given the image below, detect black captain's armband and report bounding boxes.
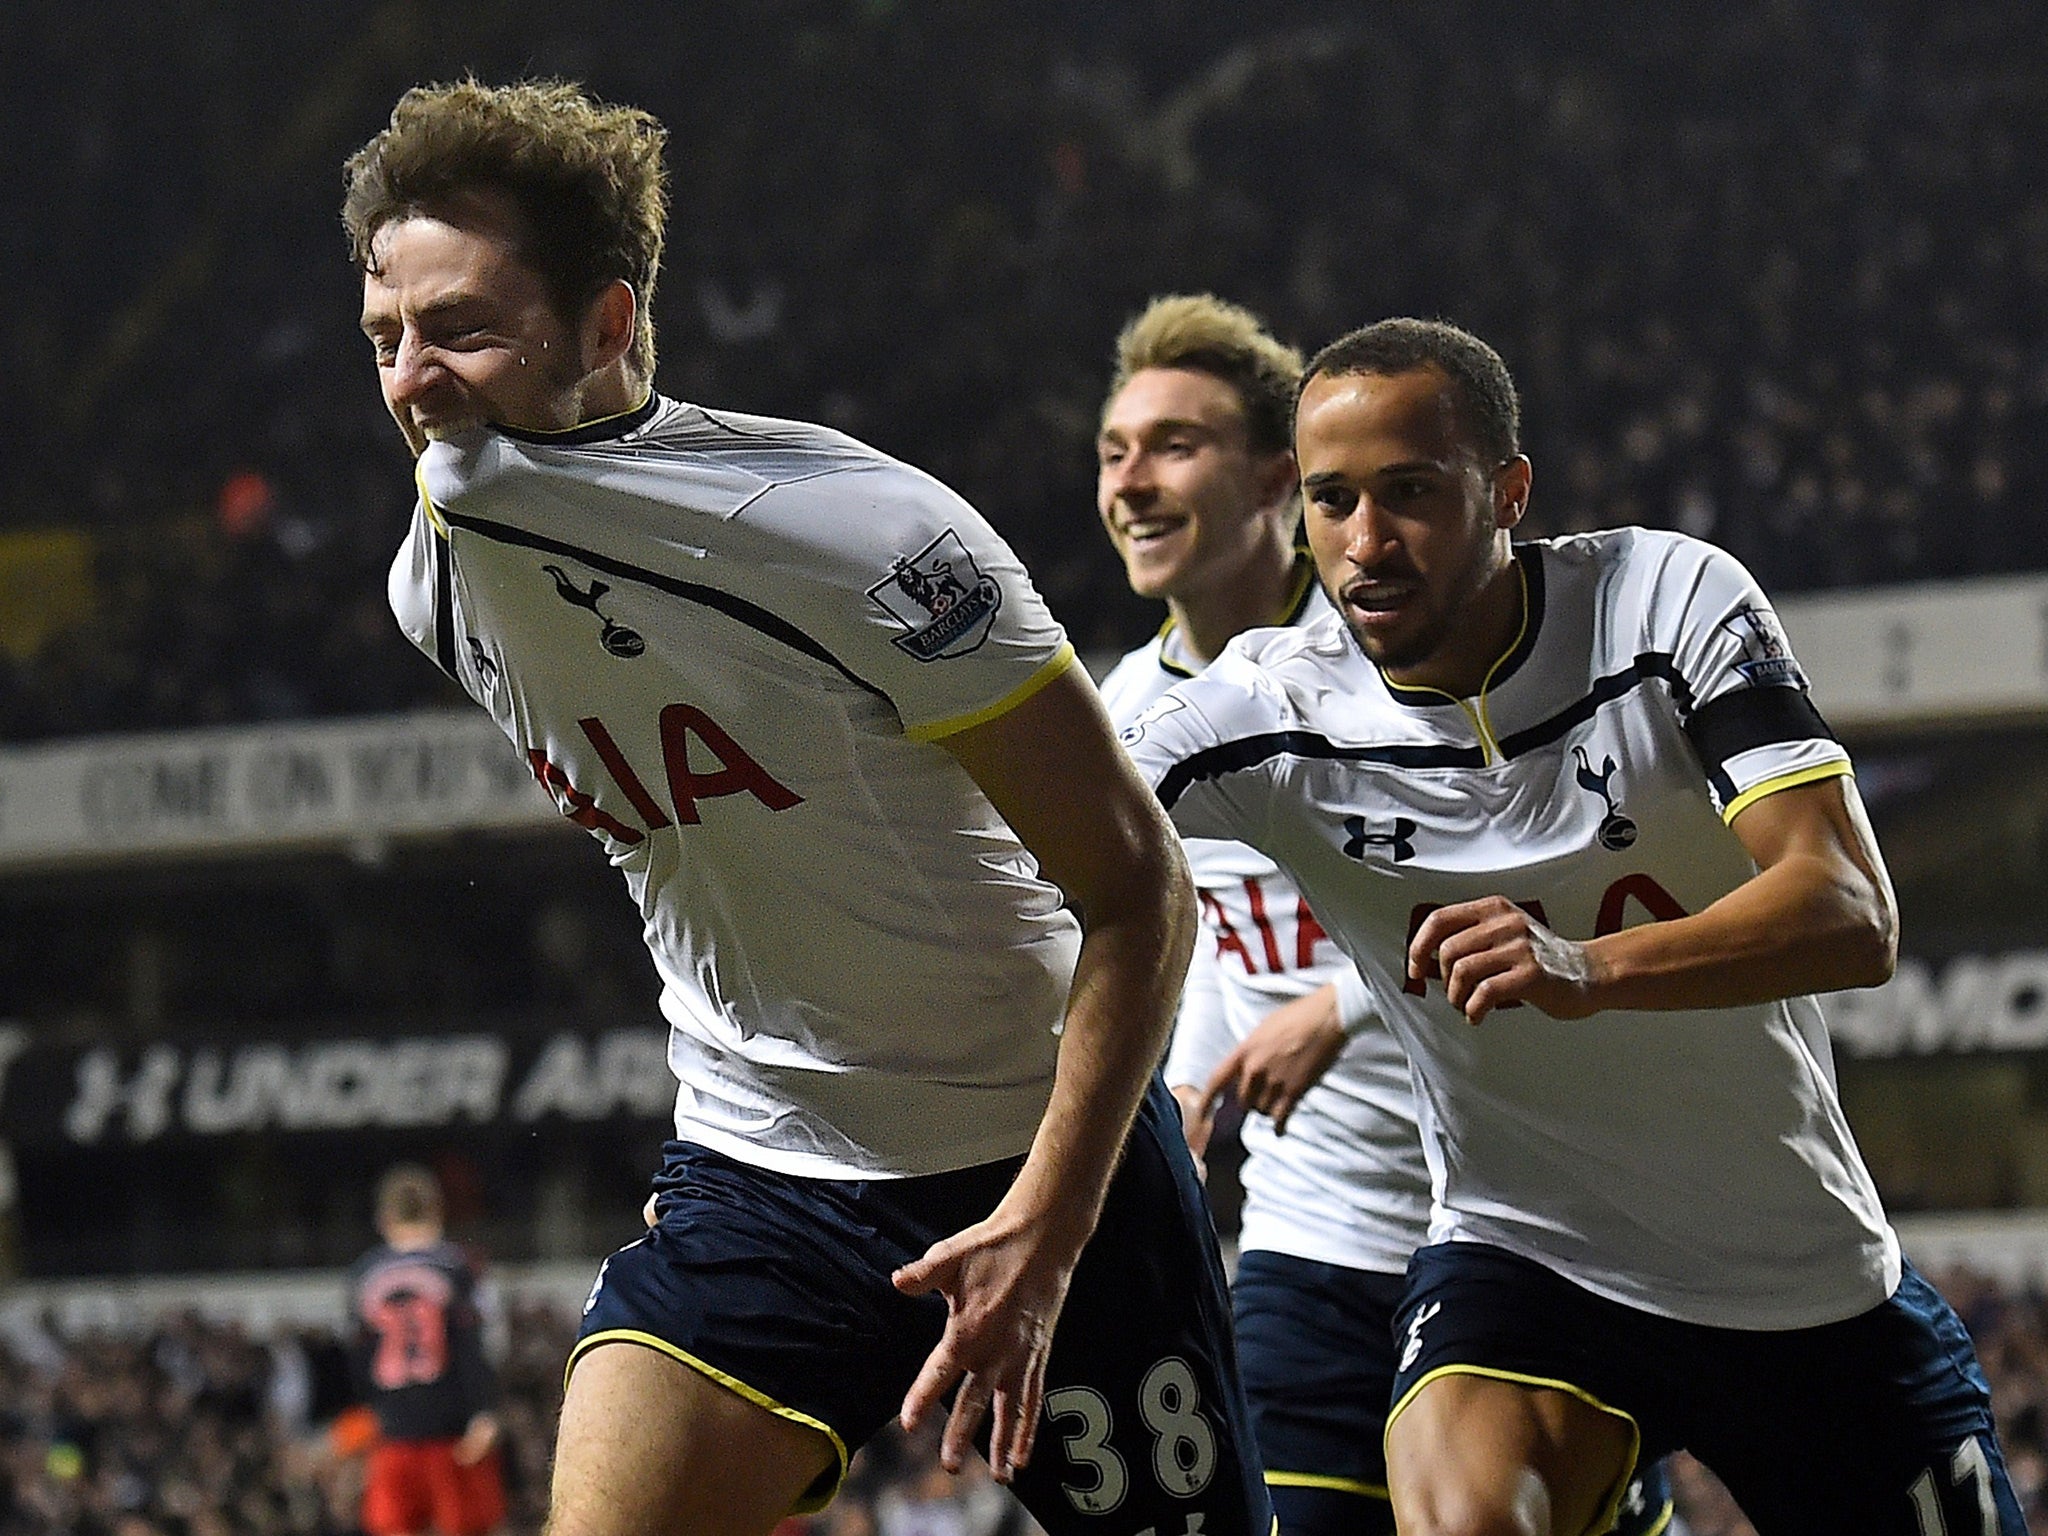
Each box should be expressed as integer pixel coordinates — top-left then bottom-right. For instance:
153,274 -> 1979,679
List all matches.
1682,686 -> 1836,777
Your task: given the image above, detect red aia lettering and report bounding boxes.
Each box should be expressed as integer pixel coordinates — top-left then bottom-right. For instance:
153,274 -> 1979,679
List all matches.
1198,889 -> 1260,976
532,706 -> 803,842
528,750 -> 644,843
1594,873 -> 1686,934
579,716 -> 671,829
1401,880 -> 1686,999
1242,878 -> 1286,972
658,704 -> 803,825
1295,899 -> 1330,969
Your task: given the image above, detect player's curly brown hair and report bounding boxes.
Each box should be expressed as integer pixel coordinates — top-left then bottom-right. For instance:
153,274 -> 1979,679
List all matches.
1105,294 -> 1303,458
342,78 -> 669,380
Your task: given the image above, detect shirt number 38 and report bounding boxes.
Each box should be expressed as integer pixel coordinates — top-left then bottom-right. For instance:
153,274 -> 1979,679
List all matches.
1045,1356 -> 1218,1514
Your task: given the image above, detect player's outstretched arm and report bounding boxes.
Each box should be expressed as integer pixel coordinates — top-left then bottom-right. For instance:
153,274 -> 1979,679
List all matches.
1197,983 -> 1347,1136
893,664 -> 1198,1482
1411,775 -> 1897,1024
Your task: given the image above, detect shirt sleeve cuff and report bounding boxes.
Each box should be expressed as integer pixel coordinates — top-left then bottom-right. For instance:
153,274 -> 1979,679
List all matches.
1334,966 -> 1376,1037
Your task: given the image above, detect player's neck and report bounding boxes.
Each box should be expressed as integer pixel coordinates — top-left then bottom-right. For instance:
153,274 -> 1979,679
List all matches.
381,1221 -> 443,1252
1168,544 -> 1302,667
1386,549 -> 1525,700
571,362 -> 644,427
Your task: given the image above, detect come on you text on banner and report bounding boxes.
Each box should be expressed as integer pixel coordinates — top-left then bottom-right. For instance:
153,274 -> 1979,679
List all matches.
0,710 -> 559,869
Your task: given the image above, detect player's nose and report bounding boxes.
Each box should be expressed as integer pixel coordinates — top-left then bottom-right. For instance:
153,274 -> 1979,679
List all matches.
1105,453 -> 1161,513
385,329 -> 442,404
1343,498 -> 1400,565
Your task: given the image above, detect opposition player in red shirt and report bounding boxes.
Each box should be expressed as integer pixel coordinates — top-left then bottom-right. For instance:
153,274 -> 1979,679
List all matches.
349,1165 -> 505,1536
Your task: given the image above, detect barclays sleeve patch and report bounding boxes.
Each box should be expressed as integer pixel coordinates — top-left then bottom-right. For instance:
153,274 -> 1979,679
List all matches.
867,529 -> 1003,660
1720,604 -> 1808,690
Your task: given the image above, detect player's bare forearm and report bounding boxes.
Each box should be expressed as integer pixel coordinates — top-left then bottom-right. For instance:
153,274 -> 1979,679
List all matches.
894,664 -> 1198,1476
943,664 -> 1196,1231
1414,777 -> 1896,1022
1200,984 -> 1346,1134
1012,862 -> 1196,1231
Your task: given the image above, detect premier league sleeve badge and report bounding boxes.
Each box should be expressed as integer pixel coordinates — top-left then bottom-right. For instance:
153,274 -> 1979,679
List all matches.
867,529 -> 1004,660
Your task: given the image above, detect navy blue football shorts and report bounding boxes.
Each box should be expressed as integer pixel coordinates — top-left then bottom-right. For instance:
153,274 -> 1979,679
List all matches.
573,1078 -> 1271,1534
1389,1241 -> 2024,1535
1232,1250 -> 1404,1536
1233,1250 -> 1671,1536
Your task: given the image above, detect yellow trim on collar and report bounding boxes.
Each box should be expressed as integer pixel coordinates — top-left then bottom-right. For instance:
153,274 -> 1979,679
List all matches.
1159,549 -> 1319,674
509,391 -> 657,439
1721,760 -> 1853,825
1385,1363 -> 1639,1536
1276,548 -> 1319,622
1264,1470 -> 1390,1499
566,1329 -> 849,1514
1379,561 -> 1529,764
907,642 -> 1077,743
413,462 -> 448,539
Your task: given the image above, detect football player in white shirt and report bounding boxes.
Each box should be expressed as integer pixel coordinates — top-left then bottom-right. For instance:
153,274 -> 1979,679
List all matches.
1120,317 -> 2023,1534
1095,296 -> 1672,1536
343,81 -> 1269,1536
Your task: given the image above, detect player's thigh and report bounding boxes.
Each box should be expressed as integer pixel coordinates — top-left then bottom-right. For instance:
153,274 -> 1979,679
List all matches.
1686,1266 -> 2025,1535
550,1339 -> 836,1536
1384,1244 -> 1649,1536
1008,1080 -> 1272,1536
566,1140 -> 1003,1527
1385,1373 -> 1633,1536
1233,1249 -> 1403,1536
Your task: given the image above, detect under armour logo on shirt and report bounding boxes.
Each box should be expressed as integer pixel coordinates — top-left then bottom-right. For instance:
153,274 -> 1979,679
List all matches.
1344,814 -> 1417,864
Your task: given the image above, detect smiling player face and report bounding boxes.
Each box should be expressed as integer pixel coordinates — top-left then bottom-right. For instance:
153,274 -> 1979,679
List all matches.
1296,365 -> 1530,695
359,192 -> 591,457
1097,366 -> 1293,608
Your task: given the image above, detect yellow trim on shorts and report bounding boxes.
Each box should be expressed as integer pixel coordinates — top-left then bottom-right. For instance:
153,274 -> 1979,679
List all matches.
1385,1364 -> 1640,1536
1720,759 -> 1852,825
566,1329 -> 850,1514
906,642 -> 1077,743
1264,1470 -> 1390,1500
1637,1495 -> 1676,1536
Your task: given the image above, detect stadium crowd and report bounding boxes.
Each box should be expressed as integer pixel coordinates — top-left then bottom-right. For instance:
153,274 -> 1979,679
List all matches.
6,0 -> 2048,1530
4,0 -> 2046,741
0,1266 -> 2044,1536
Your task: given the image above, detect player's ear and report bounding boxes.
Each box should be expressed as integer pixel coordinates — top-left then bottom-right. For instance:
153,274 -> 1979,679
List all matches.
581,279 -> 638,374
1492,455 -> 1532,531
1257,449 -> 1300,520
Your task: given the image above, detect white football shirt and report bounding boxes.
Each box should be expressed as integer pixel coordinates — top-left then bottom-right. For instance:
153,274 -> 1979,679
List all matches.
1099,561 -> 1431,1274
1121,528 -> 1900,1329
391,396 -> 1080,1178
